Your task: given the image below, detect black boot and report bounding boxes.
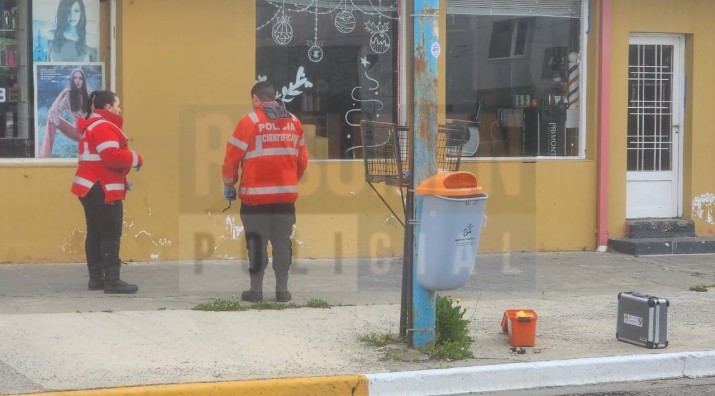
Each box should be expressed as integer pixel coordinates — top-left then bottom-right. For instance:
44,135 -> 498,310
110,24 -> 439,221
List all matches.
88,278 -> 104,290
241,272 -> 263,302
104,266 -> 138,294
276,290 -> 291,302
276,274 -> 290,302
241,290 -> 263,302
87,266 -> 104,291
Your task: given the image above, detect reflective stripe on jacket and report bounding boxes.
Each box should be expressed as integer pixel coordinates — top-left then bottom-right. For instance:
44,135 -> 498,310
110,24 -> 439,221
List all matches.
222,102 -> 308,205
71,109 -> 142,203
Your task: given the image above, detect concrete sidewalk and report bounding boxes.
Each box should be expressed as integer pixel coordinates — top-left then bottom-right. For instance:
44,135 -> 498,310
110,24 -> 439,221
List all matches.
1,252 -> 714,395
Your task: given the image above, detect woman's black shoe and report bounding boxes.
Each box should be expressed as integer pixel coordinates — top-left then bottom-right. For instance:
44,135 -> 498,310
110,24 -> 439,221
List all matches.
104,279 -> 138,294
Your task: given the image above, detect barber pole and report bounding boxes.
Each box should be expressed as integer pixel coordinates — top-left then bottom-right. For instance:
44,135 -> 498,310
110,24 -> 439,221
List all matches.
565,52 -> 581,130
567,52 -> 579,108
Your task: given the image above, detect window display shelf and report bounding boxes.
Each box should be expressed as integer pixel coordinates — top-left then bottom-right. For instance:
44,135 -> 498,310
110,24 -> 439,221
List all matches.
0,0 -> 27,153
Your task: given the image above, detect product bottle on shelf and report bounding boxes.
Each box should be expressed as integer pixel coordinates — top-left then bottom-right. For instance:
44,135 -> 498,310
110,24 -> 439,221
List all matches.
5,111 -> 14,138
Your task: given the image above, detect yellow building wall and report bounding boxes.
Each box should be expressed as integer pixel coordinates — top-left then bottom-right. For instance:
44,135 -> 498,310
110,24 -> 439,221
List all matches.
609,0 -> 715,238
0,0 -> 596,264
13,0 -> 699,263
0,166 -> 84,263
120,0 -> 599,260
116,0 -> 413,261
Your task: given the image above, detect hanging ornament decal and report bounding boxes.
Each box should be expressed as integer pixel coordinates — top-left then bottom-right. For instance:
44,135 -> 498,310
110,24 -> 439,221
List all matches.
334,6 -> 356,34
307,40 -> 324,63
258,0 -> 399,56
307,3 -> 323,62
272,15 -> 293,45
271,1 -> 293,45
365,21 -> 390,54
364,1 -> 390,54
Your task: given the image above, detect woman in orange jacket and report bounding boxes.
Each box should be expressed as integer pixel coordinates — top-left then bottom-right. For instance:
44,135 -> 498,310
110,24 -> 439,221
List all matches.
71,90 -> 142,294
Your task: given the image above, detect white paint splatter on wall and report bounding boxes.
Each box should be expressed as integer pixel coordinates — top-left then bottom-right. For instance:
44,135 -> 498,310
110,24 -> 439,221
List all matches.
134,230 -> 152,238
149,253 -> 160,260
133,230 -> 173,247
155,238 -> 172,247
692,193 -> 715,224
290,225 -> 305,248
60,228 -> 85,254
207,211 -> 219,227
225,216 -> 244,240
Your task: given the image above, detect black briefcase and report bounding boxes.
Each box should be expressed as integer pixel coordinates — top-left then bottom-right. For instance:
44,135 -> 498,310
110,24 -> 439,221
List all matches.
616,291 -> 669,349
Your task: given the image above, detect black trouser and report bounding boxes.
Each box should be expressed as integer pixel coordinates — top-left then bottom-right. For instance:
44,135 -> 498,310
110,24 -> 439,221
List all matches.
79,183 -> 123,280
239,202 -> 296,292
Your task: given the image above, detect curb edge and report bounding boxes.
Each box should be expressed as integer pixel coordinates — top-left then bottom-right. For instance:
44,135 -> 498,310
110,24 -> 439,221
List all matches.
366,351 -> 715,395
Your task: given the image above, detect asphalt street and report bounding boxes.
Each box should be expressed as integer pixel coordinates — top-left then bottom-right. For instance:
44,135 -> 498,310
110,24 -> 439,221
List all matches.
475,376 -> 715,395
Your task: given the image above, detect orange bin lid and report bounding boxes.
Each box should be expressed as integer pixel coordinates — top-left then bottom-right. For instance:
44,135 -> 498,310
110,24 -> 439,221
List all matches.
414,171 -> 484,196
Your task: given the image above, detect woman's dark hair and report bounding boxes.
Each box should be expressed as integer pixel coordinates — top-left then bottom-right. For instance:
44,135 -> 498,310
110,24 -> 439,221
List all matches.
251,81 -> 276,102
53,0 -> 88,55
85,90 -> 117,117
68,68 -> 89,113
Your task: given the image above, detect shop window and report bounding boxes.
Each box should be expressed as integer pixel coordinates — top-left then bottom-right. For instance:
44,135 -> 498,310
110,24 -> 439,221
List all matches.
0,0 -> 110,160
488,18 -> 531,60
446,0 -> 584,158
0,0 -> 30,158
255,0 -> 398,160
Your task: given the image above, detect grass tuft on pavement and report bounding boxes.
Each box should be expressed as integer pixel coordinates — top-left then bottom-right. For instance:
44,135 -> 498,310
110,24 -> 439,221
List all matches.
191,297 -> 334,311
689,283 -> 715,292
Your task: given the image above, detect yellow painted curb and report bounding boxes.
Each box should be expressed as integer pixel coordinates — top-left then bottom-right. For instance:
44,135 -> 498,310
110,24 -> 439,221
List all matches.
11,375 -> 370,396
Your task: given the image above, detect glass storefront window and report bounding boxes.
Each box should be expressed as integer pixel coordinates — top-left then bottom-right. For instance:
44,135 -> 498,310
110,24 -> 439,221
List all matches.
0,0 -> 31,158
255,0 -> 398,160
446,1 -> 583,158
0,0 -> 109,160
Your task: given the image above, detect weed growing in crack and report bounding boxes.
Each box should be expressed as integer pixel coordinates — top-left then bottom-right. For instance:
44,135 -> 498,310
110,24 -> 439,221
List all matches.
358,332 -> 400,347
423,294 -> 473,360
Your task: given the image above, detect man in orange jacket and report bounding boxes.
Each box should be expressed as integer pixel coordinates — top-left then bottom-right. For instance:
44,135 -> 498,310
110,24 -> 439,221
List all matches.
222,81 -> 308,302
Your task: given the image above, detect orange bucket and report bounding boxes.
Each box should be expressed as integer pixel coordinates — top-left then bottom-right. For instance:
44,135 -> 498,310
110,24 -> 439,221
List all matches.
501,309 -> 538,347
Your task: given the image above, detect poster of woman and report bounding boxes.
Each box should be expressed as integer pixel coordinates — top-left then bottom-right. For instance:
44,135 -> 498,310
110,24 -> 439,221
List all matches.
34,63 -> 104,158
32,0 -> 100,62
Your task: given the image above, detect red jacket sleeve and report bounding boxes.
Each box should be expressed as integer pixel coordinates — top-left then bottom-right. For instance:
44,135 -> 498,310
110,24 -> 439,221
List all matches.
92,125 -> 141,172
221,116 -> 253,186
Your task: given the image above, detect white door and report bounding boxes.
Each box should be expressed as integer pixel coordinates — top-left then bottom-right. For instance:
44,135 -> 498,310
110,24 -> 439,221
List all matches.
626,35 -> 684,218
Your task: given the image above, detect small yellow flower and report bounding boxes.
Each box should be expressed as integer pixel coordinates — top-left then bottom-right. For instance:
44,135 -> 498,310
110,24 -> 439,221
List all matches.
456,298 -> 462,304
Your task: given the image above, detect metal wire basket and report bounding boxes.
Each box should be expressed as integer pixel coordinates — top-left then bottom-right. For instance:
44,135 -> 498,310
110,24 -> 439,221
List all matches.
359,120 -> 468,187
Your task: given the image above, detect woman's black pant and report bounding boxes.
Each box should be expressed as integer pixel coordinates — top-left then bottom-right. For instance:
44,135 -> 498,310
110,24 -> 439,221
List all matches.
79,183 -> 123,279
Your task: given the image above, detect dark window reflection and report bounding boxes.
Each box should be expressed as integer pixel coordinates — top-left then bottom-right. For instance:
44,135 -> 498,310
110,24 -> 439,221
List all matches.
446,11 -> 582,158
255,1 -> 398,160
